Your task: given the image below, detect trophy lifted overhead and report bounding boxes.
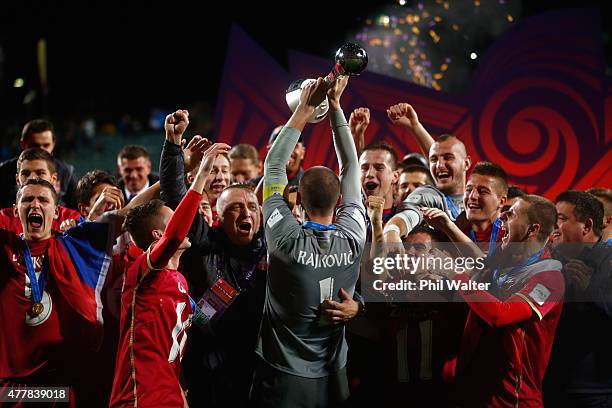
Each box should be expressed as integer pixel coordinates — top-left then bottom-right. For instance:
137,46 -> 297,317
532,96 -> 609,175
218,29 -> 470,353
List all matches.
286,43 -> 368,123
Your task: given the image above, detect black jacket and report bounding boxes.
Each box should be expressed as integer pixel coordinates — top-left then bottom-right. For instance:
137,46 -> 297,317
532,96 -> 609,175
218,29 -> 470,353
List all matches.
160,140 -> 267,407
0,156 -> 78,210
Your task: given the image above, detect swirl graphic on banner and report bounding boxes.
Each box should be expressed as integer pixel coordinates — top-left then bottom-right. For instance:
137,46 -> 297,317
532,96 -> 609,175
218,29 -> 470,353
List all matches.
475,77 -> 596,197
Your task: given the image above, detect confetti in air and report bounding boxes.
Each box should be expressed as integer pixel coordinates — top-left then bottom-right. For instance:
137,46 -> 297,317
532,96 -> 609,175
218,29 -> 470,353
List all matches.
351,0 -> 521,91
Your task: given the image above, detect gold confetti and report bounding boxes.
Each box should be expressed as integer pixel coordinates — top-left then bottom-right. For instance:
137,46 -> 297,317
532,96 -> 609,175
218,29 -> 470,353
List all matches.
434,16 -> 442,22
507,14 -> 514,22
412,26 -> 420,35
440,63 -> 449,71
452,24 -> 460,31
434,73 -> 443,79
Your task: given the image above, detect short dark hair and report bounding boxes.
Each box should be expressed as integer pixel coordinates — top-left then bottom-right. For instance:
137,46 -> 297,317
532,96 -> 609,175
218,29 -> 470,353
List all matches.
520,195 -> 557,242
471,161 -> 508,196
117,145 -> 150,161
408,224 -> 445,242
229,144 -> 260,164
507,185 -> 526,200
123,199 -> 167,250
556,190 -> 604,236
16,178 -> 58,205
299,166 -> 340,217
362,142 -> 398,170
21,119 -> 55,143
283,185 -> 299,210
400,165 -> 434,185
586,187 -> 612,217
17,148 -> 56,174
76,170 -> 119,205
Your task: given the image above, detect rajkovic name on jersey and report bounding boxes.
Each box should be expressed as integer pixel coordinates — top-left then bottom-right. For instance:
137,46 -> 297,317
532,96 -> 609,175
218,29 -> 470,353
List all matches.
296,250 -> 354,269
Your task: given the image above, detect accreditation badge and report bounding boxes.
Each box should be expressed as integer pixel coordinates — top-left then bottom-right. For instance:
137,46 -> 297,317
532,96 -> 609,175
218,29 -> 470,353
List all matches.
192,278 -> 238,329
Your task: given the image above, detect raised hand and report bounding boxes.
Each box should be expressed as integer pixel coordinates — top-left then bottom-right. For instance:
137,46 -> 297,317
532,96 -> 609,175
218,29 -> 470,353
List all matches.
349,107 -> 370,156
327,76 -> 349,111
421,207 -> 453,233
191,142 -> 232,193
88,186 -> 125,221
183,135 -> 212,173
349,107 -> 370,137
165,109 -> 190,145
367,195 -> 385,224
298,78 -> 328,113
387,103 -> 420,130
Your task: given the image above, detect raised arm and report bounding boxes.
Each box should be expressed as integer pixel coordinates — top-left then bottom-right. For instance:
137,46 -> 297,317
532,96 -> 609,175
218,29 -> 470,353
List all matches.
387,103 -> 435,157
348,107 -> 370,157
149,143 -> 230,269
160,109 -> 190,209
264,78 -> 327,202
327,77 -> 361,205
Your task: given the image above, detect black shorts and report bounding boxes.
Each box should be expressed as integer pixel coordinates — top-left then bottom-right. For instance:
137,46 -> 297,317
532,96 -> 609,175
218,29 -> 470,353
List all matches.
249,357 -> 349,408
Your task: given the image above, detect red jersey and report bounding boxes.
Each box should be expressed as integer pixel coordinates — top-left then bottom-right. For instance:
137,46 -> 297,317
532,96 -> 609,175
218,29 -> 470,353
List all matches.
110,252 -> 192,408
0,206 -> 83,234
0,222 -> 112,408
454,259 -> 565,408
110,189 -> 201,408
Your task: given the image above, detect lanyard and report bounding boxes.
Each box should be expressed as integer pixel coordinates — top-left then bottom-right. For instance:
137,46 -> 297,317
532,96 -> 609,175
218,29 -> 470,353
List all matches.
21,235 -> 48,304
303,221 -> 337,231
469,218 -> 502,257
491,248 -> 544,291
445,196 -> 460,219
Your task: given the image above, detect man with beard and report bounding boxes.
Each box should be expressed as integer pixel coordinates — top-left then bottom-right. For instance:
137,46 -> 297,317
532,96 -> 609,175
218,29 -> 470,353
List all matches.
0,148 -> 84,234
422,194 -> 564,407
159,109 -> 266,407
544,191 -> 612,407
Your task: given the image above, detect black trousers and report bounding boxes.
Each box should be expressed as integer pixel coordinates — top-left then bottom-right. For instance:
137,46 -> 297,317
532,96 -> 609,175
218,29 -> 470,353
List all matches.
249,357 -> 349,408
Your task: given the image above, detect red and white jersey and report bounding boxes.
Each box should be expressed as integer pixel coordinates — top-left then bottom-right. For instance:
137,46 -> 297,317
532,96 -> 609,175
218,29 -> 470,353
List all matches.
0,206 -> 83,234
110,251 -> 192,408
455,259 -> 564,408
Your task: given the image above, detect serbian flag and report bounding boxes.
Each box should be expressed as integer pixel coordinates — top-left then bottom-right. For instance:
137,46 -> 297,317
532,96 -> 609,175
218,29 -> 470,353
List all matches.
48,221 -> 115,348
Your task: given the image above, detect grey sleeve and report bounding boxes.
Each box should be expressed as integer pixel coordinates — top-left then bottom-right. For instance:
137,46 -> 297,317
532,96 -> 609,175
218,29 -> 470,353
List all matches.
263,194 -> 302,254
330,109 -> 361,206
263,126 -> 301,202
392,185 -> 451,236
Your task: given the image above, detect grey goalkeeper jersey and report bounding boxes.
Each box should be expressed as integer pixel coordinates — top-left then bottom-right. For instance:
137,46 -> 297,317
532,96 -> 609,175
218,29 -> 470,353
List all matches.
257,194 -> 366,378
256,109 -> 366,378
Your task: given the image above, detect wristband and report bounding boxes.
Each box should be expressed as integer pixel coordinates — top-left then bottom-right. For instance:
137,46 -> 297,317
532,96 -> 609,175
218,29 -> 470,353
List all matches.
383,224 -> 401,235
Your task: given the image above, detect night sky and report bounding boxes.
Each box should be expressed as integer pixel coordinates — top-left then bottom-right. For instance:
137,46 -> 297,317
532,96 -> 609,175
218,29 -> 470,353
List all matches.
0,1 -> 608,130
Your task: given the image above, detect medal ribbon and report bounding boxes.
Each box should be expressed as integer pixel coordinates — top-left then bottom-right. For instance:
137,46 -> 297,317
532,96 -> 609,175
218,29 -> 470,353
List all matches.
469,217 -> 502,258
21,235 -> 48,304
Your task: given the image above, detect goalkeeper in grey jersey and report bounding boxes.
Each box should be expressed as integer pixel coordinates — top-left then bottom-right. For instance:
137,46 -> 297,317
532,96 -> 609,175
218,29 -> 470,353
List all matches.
251,77 -> 366,408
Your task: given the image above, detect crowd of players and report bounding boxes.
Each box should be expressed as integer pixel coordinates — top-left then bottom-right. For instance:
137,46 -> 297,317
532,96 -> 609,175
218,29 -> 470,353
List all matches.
0,77 -> 610,408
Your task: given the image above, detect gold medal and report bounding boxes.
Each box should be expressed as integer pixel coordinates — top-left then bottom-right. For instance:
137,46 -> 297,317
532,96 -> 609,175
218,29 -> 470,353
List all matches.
30,302 -> 44,317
